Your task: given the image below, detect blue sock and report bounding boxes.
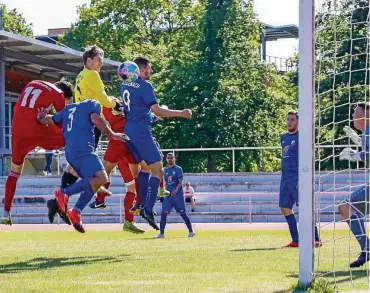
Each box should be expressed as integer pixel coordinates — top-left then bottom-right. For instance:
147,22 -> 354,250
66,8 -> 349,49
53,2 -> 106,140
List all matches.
315,225 -> 320,241
180,213 -> 193,233
160,212 -> 167,234
146,177 -> 160,213
62,178 -> 90,197
74,185 -> 94,213
138,172 -> 149,207
348,214 -> 369,251
285,214 -> 299,243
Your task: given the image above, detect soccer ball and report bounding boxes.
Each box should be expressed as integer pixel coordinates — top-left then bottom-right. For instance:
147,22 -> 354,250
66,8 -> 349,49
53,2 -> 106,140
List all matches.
117,61 -> 139,82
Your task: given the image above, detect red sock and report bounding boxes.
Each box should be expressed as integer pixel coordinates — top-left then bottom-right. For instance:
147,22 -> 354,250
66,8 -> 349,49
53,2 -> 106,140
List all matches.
134,178 -> 140,205
124,192 -> 135,222
96,182 -> 111,204
160,177 -> 164,188
4,171 -> 20,212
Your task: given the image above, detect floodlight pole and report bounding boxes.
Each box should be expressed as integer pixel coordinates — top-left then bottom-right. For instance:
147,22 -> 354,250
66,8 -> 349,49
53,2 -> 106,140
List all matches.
298,0 -> 315,286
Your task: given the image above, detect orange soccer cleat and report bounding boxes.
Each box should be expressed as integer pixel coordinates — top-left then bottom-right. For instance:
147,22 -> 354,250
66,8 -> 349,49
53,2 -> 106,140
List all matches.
67,209 -> 85,233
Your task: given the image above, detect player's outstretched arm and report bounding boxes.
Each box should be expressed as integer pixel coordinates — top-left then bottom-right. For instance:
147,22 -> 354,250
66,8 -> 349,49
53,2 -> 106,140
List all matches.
151,104 -> 192,119
90,113 -> 129,142
37,108 -> 55,125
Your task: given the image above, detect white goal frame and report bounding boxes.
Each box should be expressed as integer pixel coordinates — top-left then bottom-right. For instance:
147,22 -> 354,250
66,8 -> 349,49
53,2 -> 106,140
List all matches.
298,0 -> 315,286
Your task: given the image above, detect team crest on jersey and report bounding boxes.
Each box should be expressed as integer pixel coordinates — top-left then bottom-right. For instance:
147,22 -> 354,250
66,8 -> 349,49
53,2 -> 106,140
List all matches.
291,141 -> 296,146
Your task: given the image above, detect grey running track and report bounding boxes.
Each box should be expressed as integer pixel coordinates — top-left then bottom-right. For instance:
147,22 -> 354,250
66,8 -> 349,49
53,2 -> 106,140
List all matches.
0,222 -> 350,231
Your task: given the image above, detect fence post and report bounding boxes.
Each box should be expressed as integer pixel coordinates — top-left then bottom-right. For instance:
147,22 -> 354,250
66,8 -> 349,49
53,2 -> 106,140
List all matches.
57,153 -> 60,176
119,194 -> 123,224
249,194 -> 252,224
232,148 -> 235,173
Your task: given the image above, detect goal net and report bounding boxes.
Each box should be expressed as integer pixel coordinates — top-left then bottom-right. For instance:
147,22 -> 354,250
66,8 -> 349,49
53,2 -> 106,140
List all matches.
301,0 -> 370,290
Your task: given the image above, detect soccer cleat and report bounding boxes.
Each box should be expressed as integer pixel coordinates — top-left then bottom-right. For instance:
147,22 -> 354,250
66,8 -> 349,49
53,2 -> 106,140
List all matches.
47,198 -> 71,225
130,203 -> 141,215
188,232 -> 196,238
1,211 -> 13,226
67,209 -> 85,233
89,200 -> 107,210
123,221 -> 145,234
350,251 -> 370,268
315,240 -> 323,248
158,187 -> 170,198
97,186 -> 112,198
282,241 -> 299,248
54,189 -> 68,214
140,208 -> 159,230
154,233 -> 165,239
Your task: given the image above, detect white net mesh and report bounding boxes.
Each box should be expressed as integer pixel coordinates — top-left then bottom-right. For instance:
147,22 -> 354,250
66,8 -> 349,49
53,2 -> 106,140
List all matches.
315,0 -> 370,290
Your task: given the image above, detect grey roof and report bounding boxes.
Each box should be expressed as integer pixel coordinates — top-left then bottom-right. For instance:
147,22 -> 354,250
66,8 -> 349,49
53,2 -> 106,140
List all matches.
0,30 -> 120,81
262,23 -> 299,41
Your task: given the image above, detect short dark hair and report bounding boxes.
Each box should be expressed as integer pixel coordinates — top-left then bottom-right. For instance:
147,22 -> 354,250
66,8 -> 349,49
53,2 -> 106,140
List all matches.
287,110 -> 299,118
83,45 -> 104,65
166,152 -> 175,157
54,81 -> 74,100
357,102 -> 370,112
134,56 -> 150,69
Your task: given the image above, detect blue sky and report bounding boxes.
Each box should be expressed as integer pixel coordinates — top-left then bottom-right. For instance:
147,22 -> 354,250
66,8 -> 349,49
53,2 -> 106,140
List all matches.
1,0 -> 298,58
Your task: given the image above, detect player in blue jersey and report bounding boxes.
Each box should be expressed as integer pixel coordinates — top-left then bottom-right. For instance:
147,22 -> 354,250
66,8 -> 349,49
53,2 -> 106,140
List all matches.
280,111 -> 321,248
155,153 -> 195,238
37,99 -> 128,233
118,58 -> 192,230
339,102 -> 370,267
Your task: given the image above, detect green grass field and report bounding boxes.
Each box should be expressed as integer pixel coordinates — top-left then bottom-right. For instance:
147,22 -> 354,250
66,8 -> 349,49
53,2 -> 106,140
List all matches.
0,228 -> 368,293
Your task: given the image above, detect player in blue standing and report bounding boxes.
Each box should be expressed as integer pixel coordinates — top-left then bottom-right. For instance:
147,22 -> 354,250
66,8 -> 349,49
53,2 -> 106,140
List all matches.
117,58 -> 192,230
280,110 -> 321,248
155,152 -> 195,238
339,102 -> 370,267
38,98 -> 128,233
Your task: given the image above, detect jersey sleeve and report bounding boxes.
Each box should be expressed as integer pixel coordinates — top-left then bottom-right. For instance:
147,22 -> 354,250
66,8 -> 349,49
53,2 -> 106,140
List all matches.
52,109 -> 64,124
143,83 -> 158,107
177,167 -> 184,180
87,71 -> 116,108
89,100 -> 102,115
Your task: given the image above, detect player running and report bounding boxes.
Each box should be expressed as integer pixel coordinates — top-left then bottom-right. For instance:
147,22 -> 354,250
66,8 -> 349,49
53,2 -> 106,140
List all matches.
118,58 -> 192,230
38,99 -> 128,233
339,102 -> 370,267
280,111 -> 321,248
1,80 -> 74,225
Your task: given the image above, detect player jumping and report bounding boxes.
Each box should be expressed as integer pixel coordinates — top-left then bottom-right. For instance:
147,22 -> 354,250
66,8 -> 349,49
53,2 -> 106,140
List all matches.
1,80 -> 74,225
280,111 -> 321,248
38,99 -> 128,233
118,58 -> 192,230
339,102 -> 370,267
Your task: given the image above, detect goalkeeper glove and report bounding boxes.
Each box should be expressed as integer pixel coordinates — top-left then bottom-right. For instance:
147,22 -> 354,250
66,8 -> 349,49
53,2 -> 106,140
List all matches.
343,126 -> 362,146
339,147 -> 362,161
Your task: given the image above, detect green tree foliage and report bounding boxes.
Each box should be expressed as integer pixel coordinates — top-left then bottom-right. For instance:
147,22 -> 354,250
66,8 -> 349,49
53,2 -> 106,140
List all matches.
315,0 -> 369,170
0,4 -> 33,37
64,0 -> 297,172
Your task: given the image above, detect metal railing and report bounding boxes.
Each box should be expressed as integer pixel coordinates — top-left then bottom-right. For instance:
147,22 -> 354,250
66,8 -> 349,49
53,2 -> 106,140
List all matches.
266,55 -> 295,72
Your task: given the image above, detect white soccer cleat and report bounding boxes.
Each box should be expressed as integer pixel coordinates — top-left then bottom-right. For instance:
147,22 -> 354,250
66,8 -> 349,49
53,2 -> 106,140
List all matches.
1,211 -> 13,225
188,232 -> 196,238
154,233 -> 165,239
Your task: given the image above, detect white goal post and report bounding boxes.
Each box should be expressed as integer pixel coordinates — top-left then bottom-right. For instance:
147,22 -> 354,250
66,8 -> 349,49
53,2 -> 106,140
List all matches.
298,0 -> 315,286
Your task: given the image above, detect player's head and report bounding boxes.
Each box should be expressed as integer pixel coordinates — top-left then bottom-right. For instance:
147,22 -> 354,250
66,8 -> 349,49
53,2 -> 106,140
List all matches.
166,152 -> 176,166
54,81 -> 74,104
286,110 -> 298,133
117,61 -> 139,82
186,182 -> 191,187
83,45 -> 104,72
353,102 -> 370,130
134,56 -> 152,80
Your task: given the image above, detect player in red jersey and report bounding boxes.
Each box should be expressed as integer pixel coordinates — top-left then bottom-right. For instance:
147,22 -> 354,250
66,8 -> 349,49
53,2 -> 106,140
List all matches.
1,80 -> 74,225
88,106 -> 145,234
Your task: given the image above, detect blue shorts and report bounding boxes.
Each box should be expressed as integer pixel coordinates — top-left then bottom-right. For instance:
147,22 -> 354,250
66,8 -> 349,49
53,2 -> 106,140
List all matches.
343,185 -> 370,216
279,177 -> 298,209
125,131 -> 162,165
66,152 -> 104,178
162,192 -> 186,214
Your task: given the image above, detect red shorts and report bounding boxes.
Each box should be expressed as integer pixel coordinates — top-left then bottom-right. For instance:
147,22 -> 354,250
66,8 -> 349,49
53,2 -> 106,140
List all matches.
117,159 -> 134,184
11,125 -> 65,165
104,138 -> 137,165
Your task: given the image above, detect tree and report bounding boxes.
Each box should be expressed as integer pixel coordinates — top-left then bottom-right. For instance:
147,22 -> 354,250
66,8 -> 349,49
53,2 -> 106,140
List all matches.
0,4 -> 33,36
